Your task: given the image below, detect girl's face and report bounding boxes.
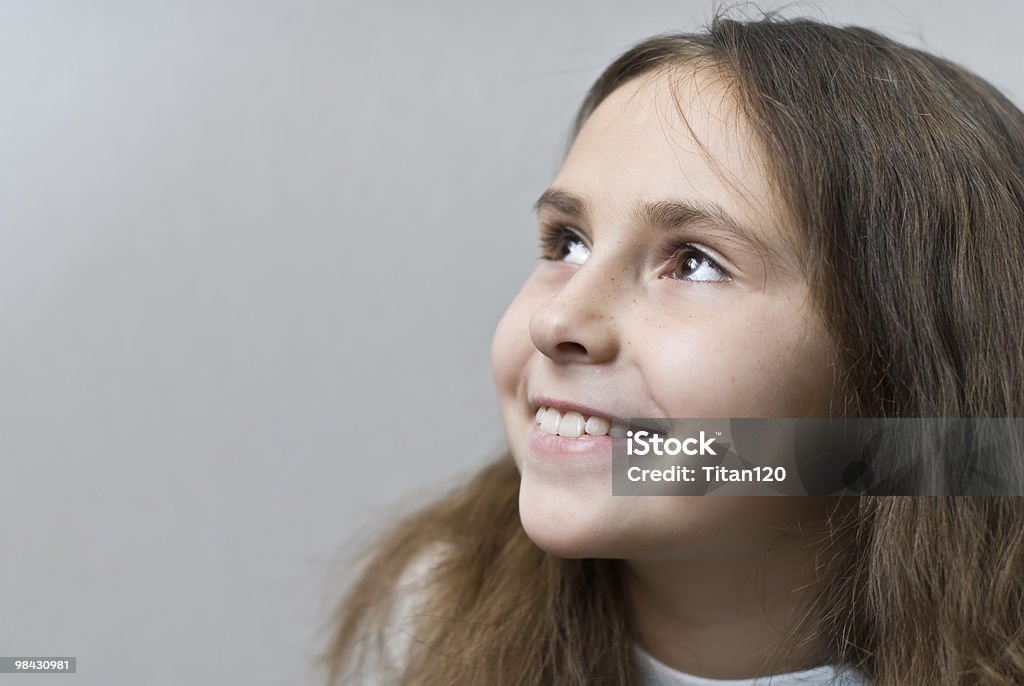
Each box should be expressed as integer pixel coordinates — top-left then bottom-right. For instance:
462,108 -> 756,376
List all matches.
491,69 -> 837,559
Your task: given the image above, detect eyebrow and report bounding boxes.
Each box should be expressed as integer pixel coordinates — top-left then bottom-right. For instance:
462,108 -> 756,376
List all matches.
532,187 -> 782,261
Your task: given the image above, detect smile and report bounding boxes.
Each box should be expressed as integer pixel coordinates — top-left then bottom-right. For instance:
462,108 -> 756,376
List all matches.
534,406 -> 628,438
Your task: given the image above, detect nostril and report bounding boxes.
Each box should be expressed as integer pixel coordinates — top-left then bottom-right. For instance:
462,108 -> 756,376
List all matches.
555,341 -> 588,356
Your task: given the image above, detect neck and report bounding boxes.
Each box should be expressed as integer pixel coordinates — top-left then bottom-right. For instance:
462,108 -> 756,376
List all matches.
624,506 -> 833,679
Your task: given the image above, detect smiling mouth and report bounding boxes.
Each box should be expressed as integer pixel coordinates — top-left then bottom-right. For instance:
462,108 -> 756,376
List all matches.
534,406 -> 628,438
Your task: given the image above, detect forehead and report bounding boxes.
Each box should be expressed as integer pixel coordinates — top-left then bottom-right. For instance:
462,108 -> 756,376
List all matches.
555,68 -> 795,254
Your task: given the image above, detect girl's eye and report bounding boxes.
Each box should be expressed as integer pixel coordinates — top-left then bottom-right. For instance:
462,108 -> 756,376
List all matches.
540,227 -> 730,283
539,225 -> 590,266
670,245 -> 731,283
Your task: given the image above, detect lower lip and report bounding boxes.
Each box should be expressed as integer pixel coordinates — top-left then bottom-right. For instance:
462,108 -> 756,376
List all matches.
527,423 -> 614,456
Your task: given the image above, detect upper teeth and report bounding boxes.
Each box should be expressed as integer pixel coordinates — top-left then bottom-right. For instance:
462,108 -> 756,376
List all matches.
534,406 -> 627,438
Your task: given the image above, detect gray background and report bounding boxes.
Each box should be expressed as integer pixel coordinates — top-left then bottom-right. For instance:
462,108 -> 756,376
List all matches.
0,1 -> 1020,684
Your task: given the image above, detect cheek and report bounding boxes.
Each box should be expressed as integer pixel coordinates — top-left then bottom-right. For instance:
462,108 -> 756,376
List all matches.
490,295 -> 535,400
638,301 -> 834,418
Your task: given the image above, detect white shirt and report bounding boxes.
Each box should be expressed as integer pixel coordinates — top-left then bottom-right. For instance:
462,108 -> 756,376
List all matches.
634,643 -> 870,686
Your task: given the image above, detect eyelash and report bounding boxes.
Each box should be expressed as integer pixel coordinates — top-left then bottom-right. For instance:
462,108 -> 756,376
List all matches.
537,223 -> 732,282
537,224 -> 582,261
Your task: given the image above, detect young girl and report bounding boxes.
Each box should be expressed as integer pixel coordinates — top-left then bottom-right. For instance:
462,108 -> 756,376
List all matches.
321,11 -> 1024,686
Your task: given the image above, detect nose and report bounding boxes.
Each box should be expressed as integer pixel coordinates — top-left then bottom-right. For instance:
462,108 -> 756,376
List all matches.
528,258 -> 623,365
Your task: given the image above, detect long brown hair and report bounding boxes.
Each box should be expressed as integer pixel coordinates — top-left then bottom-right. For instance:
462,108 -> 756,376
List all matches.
321,10 -> 1024,685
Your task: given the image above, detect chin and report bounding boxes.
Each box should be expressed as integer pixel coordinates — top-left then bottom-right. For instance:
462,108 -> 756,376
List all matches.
517,478 -> 625,559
